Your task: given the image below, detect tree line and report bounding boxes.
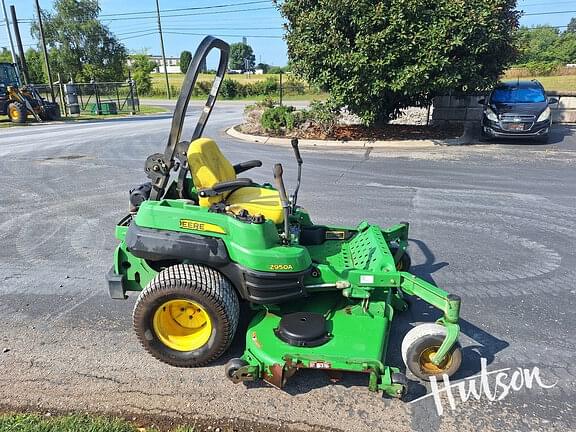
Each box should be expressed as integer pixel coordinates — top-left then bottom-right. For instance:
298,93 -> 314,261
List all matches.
513,18 -> 576,74
1,0 -> 574,125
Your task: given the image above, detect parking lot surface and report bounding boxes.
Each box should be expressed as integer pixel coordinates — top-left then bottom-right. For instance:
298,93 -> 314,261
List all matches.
1,103 -> 575,431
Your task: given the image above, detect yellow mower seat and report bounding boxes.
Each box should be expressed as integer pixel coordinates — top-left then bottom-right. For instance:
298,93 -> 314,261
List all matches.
187,138 -> 284,224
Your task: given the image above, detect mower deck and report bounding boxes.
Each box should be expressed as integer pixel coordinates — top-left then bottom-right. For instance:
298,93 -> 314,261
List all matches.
239,291 -> 404,397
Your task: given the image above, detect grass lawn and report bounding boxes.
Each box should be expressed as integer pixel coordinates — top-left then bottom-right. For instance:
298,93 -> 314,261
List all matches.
0,413 -> 196,432
149,72 -> 324,101
501,73 -> 576,92
0,105 -> 168,128
152,72 -> 278,88
0,413 -> 140,432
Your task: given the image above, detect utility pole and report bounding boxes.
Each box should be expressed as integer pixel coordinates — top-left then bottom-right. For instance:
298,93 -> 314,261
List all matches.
34,0 -> 55,102
10,5 -> 29,84
1,0 -> 18,70
155,0 -> 171,99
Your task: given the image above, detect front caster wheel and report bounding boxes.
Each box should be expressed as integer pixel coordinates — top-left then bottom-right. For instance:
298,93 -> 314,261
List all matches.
401,323 -> 462,381
390,247 -> 411,271
224,358 -> 249,383
133,264 -> 239,367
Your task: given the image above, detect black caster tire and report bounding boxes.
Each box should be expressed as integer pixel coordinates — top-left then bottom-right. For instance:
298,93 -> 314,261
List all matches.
225,358 -> 248,382
390,247 -> 411,271
133,264 -> 239,367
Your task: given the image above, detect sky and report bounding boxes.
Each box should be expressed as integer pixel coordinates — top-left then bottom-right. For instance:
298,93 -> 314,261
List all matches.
1,0 -> 575,68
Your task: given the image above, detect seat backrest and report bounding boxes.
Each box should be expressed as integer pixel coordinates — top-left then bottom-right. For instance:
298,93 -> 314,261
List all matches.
187,138 -> 236,206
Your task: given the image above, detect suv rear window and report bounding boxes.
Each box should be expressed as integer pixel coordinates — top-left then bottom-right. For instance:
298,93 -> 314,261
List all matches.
491,87 -> 546,104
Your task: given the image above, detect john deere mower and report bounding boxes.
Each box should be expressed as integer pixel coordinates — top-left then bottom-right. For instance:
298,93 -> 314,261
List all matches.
107,37 -> 462,398
0,62 -> 60,124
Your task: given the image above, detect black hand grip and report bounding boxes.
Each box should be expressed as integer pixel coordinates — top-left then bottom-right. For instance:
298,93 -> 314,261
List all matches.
212,177 -> 252,193
273,163 -> 289,205
291,138 -> 303,164
233,160 -> 262,174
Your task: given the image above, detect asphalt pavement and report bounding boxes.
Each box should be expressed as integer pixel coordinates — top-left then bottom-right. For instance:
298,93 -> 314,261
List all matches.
1,102 -> 575,432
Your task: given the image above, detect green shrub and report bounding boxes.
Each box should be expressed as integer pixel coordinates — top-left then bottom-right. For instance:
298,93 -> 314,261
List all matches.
284,78 -> 306,95
523,61 -> 561,76
257,96 -> 277,108
220,78 -> 241,99
261,105 -> 296,134
192,80 -> 213,96
307,100 -> 339,135
280,0 -> 519,124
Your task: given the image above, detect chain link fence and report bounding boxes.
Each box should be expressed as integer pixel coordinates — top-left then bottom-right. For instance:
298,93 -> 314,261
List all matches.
35,80 -> 140,116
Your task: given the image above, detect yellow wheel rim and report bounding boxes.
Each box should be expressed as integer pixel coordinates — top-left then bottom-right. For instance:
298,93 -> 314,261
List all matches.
153,299 -> 212,352
418,346 -> 453,374
9,106 -> 20,120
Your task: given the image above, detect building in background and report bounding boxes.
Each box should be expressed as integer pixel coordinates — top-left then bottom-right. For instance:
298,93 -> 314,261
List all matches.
148,55 -> 180,74
127,55 -> 181,73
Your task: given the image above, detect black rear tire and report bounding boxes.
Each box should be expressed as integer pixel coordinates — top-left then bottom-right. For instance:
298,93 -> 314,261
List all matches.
7,101 -> 27,124
133,264 -> 239,367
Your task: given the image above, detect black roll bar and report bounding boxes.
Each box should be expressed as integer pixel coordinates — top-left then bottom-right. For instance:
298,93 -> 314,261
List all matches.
147,36 -> 230,201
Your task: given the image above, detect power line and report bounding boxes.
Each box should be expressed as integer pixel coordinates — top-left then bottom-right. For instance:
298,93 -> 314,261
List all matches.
523,10 -> 576,16
115,28 -> 157,36
120,31 -> 158,40
99,0 -> 271,18
519,0 -> 575,6
103,6 -> 276,22
163,27 -> 282,31
2,4 -> 277,24
521,25 -> 569,29
164,31 -> 282,39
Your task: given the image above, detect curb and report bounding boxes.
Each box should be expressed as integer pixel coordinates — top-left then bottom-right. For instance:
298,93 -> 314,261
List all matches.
226,125 -> 469,148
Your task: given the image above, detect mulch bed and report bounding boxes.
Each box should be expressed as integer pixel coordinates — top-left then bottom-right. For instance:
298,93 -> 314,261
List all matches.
296,123 -> 463,141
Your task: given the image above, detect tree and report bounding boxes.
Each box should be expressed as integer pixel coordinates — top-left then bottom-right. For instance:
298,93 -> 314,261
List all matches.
32,0 -> 127,82
130,53 -> 157,95
25,48 -> 46,83
256,62 -> 270,73
515,26 -> 561,63
514,26 -> 576,68
278,0 -> 520,125
567,17 -> 576,34
268,66 -> 287,74
180,50 -> 192,74
554,32 -> 576,64
229,42 -> 255,72
0,47 -> 11,63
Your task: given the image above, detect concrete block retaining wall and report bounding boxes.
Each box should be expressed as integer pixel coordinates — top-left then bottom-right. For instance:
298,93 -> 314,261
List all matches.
432,91 -> 576,124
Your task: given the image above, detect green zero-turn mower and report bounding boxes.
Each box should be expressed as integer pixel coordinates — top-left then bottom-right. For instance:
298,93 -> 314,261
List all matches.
106,36 -> 462,398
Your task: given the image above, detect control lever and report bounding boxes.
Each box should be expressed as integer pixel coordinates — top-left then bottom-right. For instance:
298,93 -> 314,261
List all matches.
290,138 -> 303,213
273,163 -> 291,245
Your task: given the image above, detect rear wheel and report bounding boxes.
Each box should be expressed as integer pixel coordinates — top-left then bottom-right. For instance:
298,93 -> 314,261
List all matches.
7,102 -> 27,124
133,264 -> 239,367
